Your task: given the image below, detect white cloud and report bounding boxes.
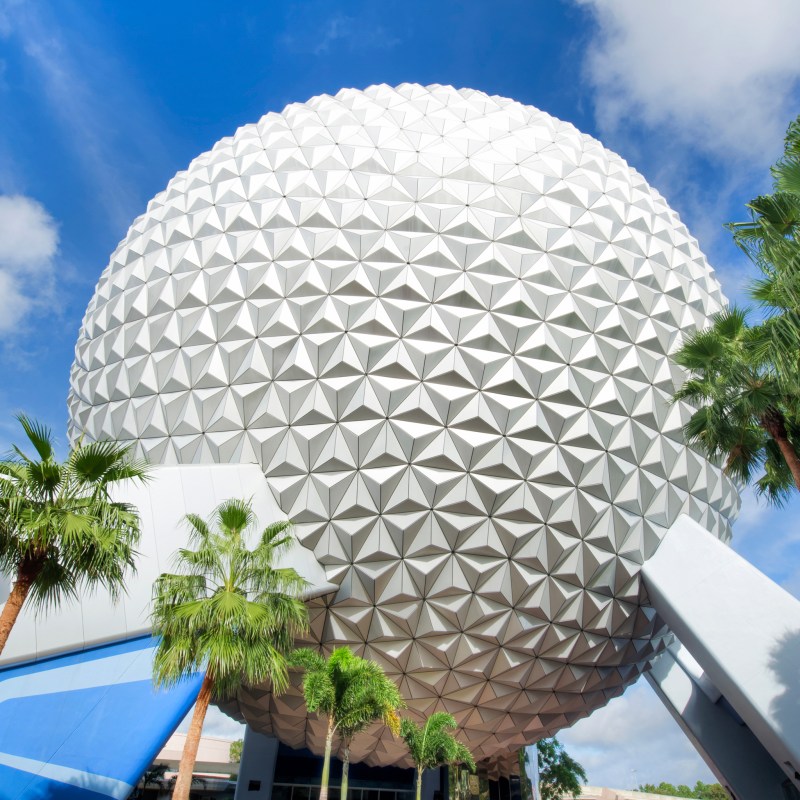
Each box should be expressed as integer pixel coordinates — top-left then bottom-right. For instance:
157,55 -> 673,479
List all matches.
559,680 -> 714,789
0,194 -> 58,334
177,704 -> 245,741
576,0 -> 800,164
0,0 -> 172,233
0,193 -> 57,267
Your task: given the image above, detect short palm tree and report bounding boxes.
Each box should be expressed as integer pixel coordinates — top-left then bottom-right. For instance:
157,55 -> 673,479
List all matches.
399,712 -> 475,800
0,414 -> 148,655
151,499 -> 309,800
130,763 -> 168,799
671,308 -> 800,502
291,646 -> 404,800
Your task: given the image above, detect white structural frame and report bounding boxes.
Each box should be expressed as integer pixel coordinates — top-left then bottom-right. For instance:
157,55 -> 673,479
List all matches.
642,515 -> 800,798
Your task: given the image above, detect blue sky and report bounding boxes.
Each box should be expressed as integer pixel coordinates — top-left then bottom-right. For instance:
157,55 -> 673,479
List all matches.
1,0 -> 799,789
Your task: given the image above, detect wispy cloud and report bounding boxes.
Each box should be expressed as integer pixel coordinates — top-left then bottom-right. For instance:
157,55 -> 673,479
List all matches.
0,193 -> 59,336
575,0 -> 800,165
177,705 -> 244,740
560,680 -> 714,788
0,0 -> 170,233
565,8 -> 800,784
572,0 -> 800,307
281,7 -> 401,56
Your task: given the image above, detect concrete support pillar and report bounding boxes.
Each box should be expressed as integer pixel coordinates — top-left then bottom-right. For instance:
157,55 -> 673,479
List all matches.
498,777 -> 511,800
234,726 -> 279,800
642,515 -> 800,799
421,767 -> 440,800
646,645 -> 791,799
521,744 -> 539,800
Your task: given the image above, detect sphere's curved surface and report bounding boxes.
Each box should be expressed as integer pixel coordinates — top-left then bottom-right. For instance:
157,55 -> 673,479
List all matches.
68,84 -> 739,767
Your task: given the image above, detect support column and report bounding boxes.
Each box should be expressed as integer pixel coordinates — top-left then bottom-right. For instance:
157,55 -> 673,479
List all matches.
498,777 -> 511,800
521,744 -> 539,800
234,726 -> 279,800
421,766 -> 440,800
646,644 -> 791,799
642,515 -> 800,798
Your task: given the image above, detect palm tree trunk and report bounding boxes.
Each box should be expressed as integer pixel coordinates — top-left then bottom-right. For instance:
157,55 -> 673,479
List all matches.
416,767 -> 423,800
172,673 -> 214,800
761,409 -> 800,491
775,435 -> 800,492
341,742 -> 350,800
0,559 -> 41,656
320,716 -> 334,800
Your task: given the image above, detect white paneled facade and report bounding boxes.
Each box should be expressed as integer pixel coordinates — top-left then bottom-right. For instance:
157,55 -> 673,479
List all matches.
67,84 -> 739,771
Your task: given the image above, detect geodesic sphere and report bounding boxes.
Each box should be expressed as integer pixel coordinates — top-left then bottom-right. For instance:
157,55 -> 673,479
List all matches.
68,84 -> 739,768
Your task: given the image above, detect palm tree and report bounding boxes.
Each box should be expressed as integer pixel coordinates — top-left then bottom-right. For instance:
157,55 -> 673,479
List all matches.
151,499 -> 309,800
291,646 -> 404,800
671,308 -> 800,503
0,414 -> 148,655
399,712 -> 475,800
129,763 -> 168,799
727,115 -> 800,376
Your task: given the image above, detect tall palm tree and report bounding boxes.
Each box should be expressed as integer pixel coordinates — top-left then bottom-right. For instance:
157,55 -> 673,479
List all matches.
671,308 -> 800,503
151,499 -> 309,800
291,646 -> 404,800
399,712 -> 475,800
727,115 -> 800,376
0,414 -> 148,655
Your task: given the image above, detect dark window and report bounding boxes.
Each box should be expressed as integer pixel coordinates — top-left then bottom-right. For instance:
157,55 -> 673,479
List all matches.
248,780 -> 262,792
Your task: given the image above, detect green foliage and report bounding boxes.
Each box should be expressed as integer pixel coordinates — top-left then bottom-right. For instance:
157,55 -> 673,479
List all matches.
673,114 -> 800,504
0,414 -> 149,609
291,646 -> 404,800
291,646 -> 404,738
696,783 -> 729,800
639,780 -> 728,799
229,739 -> 243,763
400,712 -> 475,774
518,748 -> 535,800
151,498 -> 309,699
401,712 -> 475,800
671,307 -> 800,502
129,763 -> 169,798
639,782 -> 685,798
727,114 -> 800,383
536,738 -> 586,800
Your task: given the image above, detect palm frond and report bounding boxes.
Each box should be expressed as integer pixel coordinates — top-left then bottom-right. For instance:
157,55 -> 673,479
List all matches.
400,712 -> 474,773
27,555 -> 77,611
215,498 -> 255,537
773,116 -> 800,195
670,302 -> 797,503
755,439 -> 796,507
151,498 -> 309,699
0,418 -> 147,624
15,414 -> 54,462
